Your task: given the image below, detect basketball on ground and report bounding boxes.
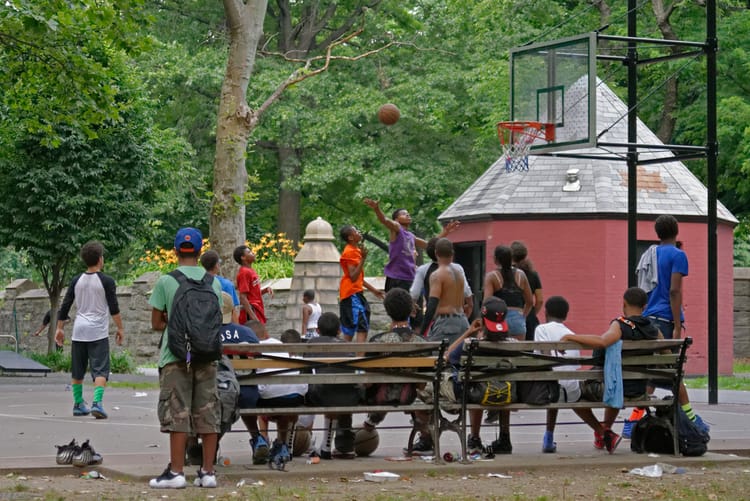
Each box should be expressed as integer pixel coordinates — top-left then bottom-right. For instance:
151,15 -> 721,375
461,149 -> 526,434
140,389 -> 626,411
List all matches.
353,427 -> 380,456
292,427 -> 312,457
378,103 -> 400,125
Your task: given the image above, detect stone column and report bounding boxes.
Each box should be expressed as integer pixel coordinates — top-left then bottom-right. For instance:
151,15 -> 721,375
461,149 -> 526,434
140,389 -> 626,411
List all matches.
284,217 -> 342,333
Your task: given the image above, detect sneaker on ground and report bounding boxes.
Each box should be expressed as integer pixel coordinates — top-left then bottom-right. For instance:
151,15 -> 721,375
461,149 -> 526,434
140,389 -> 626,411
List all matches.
593,431 -> 605,450
268,439 -> 291,470
72,439 -> 102,467
467,435 -> 484,455
621,420 -> 635,439
603,430 -> 622,454
149,464 -> 186,489
55,439 -> 79,465
319,449 -> 332,460
90,401 -> 108,419
251,435 -> 269,465
73,402 -> 90,417
193,469 -> 217,488
404,435 -> 434,457
693,414 -> 711,435
542,432 -> 557,453
490,433 -> 512,455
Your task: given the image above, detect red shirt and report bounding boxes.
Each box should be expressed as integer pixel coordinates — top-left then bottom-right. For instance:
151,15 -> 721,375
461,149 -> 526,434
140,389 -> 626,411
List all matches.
339,244 -> 364,300
236,265 -> 266,324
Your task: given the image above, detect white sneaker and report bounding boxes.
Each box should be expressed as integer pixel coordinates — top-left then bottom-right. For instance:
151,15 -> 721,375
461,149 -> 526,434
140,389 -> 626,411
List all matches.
193,469 -> 217,488
149,464 -> 186,489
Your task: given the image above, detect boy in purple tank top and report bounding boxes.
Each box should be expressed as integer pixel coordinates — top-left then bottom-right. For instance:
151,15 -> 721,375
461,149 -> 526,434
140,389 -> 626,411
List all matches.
364,198 -> 460,292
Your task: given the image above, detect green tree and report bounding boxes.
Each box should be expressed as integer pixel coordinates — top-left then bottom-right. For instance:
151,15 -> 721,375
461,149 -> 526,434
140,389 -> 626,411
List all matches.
0,112 -> 164,352
0,0 -> 152,144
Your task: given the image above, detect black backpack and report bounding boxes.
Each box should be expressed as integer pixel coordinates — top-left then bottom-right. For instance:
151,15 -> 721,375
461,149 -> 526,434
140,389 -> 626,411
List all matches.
166,270 -> 223,365
632,405 -> 710,456
517,380 -> 560,405
630,410 -> 674,454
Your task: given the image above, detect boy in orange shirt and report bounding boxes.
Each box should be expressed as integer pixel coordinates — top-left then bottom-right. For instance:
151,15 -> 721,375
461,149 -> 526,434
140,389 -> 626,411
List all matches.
339,225 -> 384,342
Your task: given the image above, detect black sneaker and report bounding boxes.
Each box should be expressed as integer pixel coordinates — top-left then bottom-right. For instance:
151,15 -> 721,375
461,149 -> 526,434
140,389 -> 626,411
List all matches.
55,438 -> 79,465
149,463 -> 186,489
490,433 -> 512,455
467,435 -> 484,455
72,439 -> 102,467
319,449 -> 332,460
404,435 -> 434,456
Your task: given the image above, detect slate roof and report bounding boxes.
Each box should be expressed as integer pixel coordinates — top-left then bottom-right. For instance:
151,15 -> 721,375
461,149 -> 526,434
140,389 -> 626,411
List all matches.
439,80 -> 737,224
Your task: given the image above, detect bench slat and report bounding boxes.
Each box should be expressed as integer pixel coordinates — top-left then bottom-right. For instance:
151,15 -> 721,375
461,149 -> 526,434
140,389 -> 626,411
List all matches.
238,404 -> 433,416
235,374 -> 434,384
230,356 -> 437,370
224,342 -> 442,355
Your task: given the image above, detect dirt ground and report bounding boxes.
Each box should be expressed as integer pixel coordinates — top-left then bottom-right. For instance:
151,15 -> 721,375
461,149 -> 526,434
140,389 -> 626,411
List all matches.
3,462 -> 750,500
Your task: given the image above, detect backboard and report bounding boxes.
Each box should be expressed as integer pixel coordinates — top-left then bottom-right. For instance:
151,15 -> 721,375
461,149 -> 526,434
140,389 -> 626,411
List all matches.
510,33 -> 596,154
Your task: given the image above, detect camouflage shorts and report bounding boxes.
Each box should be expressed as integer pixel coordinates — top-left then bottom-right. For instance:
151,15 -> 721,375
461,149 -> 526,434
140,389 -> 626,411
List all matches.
158,362 -> 221,434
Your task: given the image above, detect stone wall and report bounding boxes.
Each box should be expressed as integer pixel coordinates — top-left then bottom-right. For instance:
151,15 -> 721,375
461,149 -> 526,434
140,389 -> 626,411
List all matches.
735,268 -> 750,358
0,274 -> 389,364
4,267 -> 749,364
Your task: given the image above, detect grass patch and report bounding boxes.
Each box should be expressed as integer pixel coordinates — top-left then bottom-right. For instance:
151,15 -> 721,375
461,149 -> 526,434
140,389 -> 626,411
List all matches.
683,358 -> 750,391
108,381 -> 159,390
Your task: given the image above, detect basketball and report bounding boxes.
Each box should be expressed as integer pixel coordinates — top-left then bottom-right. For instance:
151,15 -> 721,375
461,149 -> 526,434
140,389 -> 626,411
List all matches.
292,427 -> 312,457
353,427 -> 380,457
378,103 -> 400,125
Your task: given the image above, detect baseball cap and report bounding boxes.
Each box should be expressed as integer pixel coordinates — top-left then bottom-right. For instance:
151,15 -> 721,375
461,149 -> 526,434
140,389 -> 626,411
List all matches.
481,297 -> 508,333
174,227 -> 203,254
221,291 -> 234,324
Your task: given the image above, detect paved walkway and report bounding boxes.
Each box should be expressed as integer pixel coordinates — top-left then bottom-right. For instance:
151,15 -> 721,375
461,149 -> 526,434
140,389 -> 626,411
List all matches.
1,372 -> 748,482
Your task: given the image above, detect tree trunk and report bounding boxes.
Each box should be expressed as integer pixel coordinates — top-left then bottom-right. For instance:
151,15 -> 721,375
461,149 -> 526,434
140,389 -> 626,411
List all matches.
652,0 -> 680,143
212,0 -> 269,272
277,144 -> 302,243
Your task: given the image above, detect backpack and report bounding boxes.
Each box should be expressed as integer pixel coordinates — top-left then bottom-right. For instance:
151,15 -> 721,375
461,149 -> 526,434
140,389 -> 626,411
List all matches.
660,404 -> 710,456
166,270 -> 223,365
517,380 -> 560,405
630,410 -> 674,454
216,356 -> 240,435
632,405 -> 710,456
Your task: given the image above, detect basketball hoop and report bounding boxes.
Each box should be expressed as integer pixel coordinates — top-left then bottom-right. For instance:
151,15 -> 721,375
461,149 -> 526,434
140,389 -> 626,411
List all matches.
496,121 -> 555,172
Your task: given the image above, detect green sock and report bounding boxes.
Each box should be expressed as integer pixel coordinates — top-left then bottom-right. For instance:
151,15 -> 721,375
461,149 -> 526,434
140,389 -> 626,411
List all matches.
682,403 -> 696,420
93,386 -> 104,403
72,384 -> 83,405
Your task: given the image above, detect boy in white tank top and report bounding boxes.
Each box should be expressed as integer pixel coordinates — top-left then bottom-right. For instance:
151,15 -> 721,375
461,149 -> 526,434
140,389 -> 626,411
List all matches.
302,289 -> 322,339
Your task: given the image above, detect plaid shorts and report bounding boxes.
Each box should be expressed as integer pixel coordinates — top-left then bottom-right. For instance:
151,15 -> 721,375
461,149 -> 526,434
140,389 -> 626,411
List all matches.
157,361 -> 221,434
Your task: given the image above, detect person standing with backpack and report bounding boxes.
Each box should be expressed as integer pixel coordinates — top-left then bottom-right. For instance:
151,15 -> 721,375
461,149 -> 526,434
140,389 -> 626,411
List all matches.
148,227 -> 223,489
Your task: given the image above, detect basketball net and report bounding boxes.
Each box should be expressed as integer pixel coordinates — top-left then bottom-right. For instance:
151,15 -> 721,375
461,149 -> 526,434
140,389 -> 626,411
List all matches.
496,121 -> 553,173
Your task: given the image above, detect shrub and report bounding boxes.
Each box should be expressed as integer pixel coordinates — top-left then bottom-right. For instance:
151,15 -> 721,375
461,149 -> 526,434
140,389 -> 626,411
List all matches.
27,350 -> 71,372
110,349 -> 136,374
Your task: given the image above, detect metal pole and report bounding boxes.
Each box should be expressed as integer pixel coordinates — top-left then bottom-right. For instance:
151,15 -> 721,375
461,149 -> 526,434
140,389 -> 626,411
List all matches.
627,0 -> 638,287
706,0 -> 719,405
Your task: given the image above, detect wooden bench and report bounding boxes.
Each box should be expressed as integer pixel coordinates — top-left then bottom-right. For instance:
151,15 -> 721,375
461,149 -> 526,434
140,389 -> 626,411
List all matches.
223,341 -> 456,461
455,337 -> 692,461
223,337 -> 691,464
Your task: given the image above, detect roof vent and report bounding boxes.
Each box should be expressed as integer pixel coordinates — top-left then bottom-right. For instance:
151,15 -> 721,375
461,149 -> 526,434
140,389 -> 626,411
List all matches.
563,168 -> 581,192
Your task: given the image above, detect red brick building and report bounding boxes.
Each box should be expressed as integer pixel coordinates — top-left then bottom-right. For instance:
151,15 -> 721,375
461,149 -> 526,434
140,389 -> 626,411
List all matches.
439,82 -> 736,375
